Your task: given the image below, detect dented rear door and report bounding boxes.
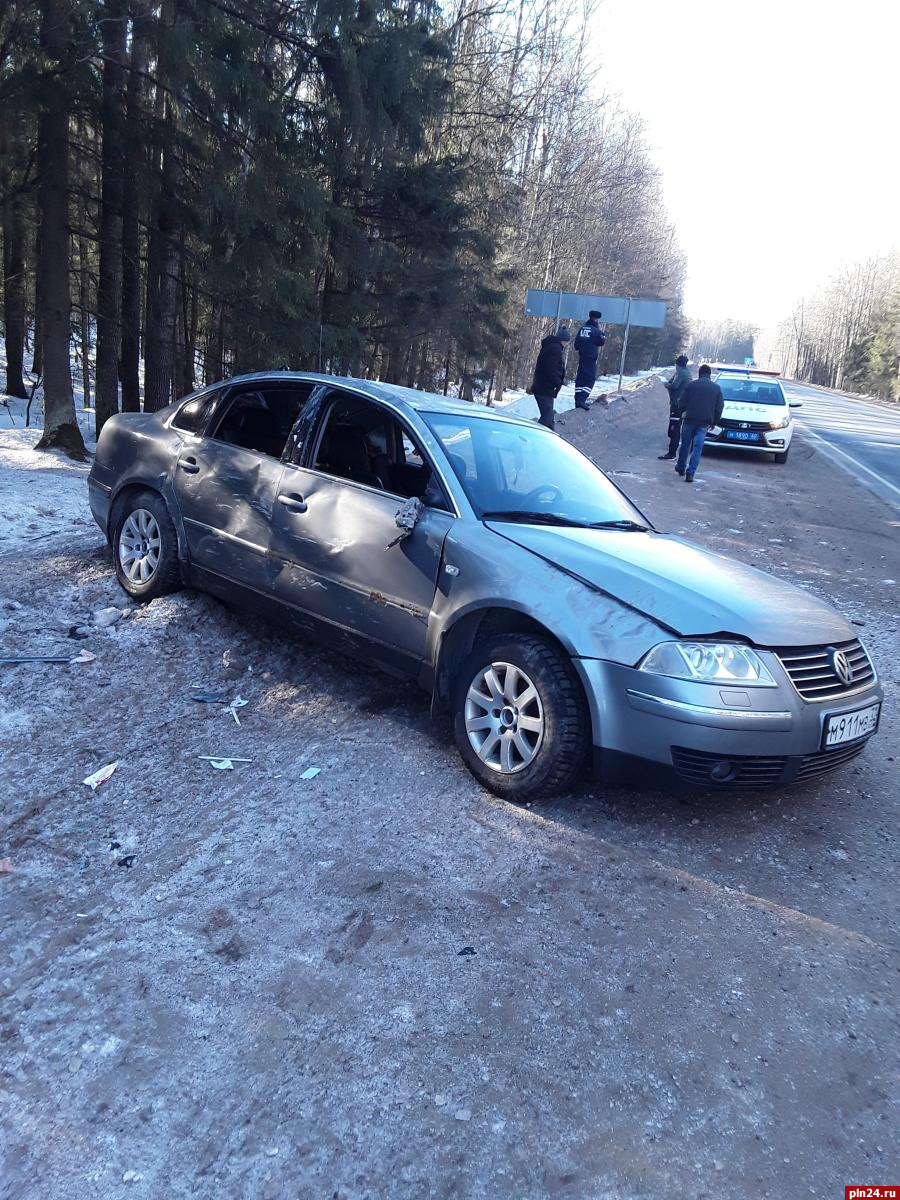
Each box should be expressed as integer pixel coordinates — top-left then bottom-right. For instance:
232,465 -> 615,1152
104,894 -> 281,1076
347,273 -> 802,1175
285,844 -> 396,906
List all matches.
268,462 -> 452,661
172,438 -> 284,591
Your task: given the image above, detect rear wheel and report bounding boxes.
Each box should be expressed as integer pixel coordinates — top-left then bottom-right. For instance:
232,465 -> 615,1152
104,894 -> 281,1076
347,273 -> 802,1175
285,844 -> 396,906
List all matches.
111,490 -> 182,600
452,634 -> 589,800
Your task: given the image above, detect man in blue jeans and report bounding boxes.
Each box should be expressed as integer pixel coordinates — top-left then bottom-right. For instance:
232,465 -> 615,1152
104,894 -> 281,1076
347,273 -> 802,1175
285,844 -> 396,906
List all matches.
676,364 -> 724,482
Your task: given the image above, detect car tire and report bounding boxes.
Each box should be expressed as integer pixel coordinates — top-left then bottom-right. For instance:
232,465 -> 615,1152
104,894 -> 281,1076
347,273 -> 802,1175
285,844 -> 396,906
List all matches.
111,489 -> 182,601
452,634 -> 589,800
773,448 -> 789,464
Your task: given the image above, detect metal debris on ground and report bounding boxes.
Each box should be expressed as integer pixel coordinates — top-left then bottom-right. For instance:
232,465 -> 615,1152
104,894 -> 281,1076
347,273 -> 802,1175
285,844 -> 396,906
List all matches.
69,649 -> 96,664
300,766 -> 321,780
192,691 -> 228,704
82,761 -> 119,790
117,855 -> 135,868
457,946 -> 476,956
1,655 -> 74,664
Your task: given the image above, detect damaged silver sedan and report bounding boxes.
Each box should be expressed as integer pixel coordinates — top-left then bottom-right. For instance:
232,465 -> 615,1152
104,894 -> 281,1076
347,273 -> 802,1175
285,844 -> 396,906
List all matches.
88,372 -> 883,799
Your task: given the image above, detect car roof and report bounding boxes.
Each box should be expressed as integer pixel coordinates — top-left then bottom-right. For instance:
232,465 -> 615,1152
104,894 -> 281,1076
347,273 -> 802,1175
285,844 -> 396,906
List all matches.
208,370 -> 537,428
713,365 -> 782,378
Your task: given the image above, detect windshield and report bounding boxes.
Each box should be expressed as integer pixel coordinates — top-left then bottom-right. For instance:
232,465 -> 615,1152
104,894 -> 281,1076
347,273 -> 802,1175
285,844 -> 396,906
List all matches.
718,378 -> 786,406
423,412 -> 648,526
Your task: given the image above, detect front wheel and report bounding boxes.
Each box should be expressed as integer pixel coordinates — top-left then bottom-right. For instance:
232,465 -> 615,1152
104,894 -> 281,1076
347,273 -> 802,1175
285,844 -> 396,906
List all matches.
111,489 -> 183,600
452,634 -> 589,800
773,448 -> 789,464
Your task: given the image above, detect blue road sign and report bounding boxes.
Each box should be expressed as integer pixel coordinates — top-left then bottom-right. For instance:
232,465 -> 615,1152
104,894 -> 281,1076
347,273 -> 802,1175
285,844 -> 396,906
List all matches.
524,289 -> 667,329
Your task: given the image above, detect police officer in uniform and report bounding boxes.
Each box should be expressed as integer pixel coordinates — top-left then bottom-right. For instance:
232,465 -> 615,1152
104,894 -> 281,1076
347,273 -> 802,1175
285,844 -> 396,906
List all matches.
573,310 -> 605,410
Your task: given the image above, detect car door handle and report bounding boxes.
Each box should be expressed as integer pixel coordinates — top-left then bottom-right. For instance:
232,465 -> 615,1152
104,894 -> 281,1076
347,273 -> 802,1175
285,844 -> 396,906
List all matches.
179,456 -> 200,474
277,492 -> 307,514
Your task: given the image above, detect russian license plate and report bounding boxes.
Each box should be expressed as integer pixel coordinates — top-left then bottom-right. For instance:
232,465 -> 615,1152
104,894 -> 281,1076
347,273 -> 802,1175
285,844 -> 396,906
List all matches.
725,429 -> 761,442
823,702 -> 880,748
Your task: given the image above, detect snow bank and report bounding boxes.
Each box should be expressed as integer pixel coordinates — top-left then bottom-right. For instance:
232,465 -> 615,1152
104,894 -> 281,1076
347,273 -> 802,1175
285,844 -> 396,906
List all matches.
0,392 -> 97,551
497,369 -> 662,420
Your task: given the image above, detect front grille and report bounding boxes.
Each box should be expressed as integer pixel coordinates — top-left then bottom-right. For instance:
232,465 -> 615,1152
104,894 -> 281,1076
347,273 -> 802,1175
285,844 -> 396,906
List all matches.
671,746 -> 787,787
719,417 -> 773,432
796,741 -> 868,782
774,639 -> 875,702
672,741 -> 869,790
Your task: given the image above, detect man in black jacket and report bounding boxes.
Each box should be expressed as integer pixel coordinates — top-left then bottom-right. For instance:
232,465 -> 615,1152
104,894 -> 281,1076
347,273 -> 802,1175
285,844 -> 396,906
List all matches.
676,364 -> 724,482
573,310 -> 605,409
659,354 -> 691,459
529,326 -> 570,429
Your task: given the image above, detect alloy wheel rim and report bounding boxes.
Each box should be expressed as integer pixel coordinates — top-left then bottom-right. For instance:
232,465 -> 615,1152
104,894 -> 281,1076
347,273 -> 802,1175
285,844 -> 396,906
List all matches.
118,509 -> 161,585
464,660 -> 544,774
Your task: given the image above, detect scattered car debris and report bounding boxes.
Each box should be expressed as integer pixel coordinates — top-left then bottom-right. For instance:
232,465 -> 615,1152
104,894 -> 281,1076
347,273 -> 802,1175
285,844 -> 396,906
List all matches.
117,855 -> 135,868
457,946 -> 476,957
200,755 -> 252,770
1,654 -> 74,664
69,649 -> 96,665
82,761 -> 119,790
224,696 -> 248,725
192,691 -> 228,704
300,766 -> 321,780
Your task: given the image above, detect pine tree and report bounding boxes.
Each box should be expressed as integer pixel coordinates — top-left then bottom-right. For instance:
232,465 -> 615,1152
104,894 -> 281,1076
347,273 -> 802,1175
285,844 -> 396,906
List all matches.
35,0 -> 86,458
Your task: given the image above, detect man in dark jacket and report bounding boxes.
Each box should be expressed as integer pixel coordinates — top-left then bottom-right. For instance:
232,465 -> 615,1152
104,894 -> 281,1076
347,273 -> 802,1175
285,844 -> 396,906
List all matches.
676,364 -> 724,482
529,326 -> 570,429
659,354 -> 691,459
573,310 -> 605,410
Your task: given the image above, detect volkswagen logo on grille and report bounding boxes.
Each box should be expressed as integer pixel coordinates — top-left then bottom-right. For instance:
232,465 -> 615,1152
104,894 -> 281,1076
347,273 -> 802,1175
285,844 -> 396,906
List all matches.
829,648 -> 853,686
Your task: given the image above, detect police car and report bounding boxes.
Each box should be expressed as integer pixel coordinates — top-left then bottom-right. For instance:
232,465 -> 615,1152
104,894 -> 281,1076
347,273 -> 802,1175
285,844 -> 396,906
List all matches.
706,366 -> 802,464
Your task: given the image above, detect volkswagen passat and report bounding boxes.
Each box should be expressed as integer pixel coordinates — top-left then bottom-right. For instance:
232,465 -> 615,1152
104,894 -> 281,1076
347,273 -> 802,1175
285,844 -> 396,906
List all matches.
88,373 -> 882,799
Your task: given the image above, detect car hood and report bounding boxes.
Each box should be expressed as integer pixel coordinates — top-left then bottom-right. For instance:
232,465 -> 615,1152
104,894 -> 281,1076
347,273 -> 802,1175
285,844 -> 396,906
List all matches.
720,402 -> 786,421
487,524 -> 853,646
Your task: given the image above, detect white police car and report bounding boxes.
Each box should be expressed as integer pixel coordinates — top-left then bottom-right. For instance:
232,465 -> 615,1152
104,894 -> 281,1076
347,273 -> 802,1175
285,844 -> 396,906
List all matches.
706,367 -> 801,464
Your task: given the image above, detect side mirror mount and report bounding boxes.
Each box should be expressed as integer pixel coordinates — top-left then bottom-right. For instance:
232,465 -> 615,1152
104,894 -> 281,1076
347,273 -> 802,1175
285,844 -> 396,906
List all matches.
385,496 -> 424,550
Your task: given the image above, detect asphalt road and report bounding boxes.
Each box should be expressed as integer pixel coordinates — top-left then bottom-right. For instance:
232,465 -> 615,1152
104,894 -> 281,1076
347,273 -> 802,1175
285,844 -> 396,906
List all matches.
782,379 -> 900,511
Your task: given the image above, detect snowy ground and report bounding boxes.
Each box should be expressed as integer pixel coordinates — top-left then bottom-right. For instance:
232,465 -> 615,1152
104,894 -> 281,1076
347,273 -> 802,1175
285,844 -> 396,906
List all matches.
0,394 -> 96,550
1,373 -> 898,1199
498,369 -> 661,420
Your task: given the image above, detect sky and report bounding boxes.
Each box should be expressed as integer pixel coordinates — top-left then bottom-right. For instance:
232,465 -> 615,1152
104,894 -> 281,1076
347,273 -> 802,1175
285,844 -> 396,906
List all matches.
592,0 -> 899,328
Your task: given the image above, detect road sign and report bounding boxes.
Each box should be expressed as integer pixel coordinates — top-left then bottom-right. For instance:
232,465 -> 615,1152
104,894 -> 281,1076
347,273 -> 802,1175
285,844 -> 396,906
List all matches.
524,289 -> 666,330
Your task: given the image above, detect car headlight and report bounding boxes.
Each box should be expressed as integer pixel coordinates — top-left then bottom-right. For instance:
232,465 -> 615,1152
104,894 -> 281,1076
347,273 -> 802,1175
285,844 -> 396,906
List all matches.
769,414 -> 791,429
638,641 -> 776,685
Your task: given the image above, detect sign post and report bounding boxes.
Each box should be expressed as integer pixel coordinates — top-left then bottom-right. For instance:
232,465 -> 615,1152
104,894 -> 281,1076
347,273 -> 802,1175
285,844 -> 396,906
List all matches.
617,298 -> 632,393
524,288 -> 666,393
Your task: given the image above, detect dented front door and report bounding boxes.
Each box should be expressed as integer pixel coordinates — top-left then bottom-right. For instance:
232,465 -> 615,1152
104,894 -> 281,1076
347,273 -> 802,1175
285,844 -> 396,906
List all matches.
268,463 -> 453,660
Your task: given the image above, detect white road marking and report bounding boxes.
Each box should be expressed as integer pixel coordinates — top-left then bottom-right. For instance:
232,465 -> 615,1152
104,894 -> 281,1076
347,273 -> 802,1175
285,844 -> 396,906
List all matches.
798,421 -> 900,505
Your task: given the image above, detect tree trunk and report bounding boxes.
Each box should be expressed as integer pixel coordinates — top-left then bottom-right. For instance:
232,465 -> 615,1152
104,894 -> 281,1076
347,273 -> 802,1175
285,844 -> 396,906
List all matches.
94,0 -> 128,434
143,137 -> 180,411
181,258 -> 197,394
120,8 -> 149,412
78,234 -> 91,407
2,189 -> 28,398
35,0 -> 85,459
143,0 -> 181,412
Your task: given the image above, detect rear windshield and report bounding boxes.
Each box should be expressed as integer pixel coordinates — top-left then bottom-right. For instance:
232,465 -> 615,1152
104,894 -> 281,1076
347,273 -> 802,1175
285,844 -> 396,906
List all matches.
718,378 -> 785,405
